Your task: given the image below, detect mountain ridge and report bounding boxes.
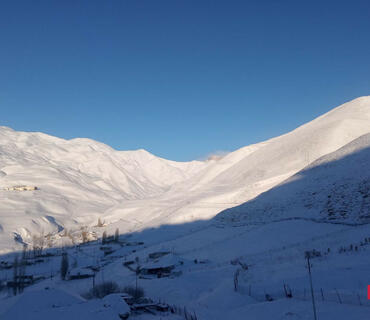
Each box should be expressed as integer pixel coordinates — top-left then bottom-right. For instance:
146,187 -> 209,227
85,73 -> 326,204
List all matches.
0,96 -> 369,252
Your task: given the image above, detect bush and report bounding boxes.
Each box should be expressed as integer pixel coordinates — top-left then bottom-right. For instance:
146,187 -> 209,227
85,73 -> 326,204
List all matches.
122,285 -> 145,300
83,281 -> 119,299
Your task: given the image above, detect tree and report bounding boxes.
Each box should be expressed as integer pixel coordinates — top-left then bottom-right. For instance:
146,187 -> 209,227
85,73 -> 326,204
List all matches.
233,269 -> 240,292
114,228 -> 119,243
32,233 -> 44,257
135,257 -> 140,294
12,255 -> 19,296
61,252 -> 69,280
68,230 -> 76,245
46,233 -> 53,248
19,245 -> 27,293
22,244 -> 27,260
97,218 -> 104,227
102,231 -> 107,244
81,230 -> 88,243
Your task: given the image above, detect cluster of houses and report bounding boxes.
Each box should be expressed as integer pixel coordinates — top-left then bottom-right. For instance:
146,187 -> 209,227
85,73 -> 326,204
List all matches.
3,185 -> 38,191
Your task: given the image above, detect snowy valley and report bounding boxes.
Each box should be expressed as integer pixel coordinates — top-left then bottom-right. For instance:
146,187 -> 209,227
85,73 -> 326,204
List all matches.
0,96 -> 370,319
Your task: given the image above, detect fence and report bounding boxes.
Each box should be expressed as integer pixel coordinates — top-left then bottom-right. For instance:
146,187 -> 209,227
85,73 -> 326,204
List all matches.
237,283 -> 370,307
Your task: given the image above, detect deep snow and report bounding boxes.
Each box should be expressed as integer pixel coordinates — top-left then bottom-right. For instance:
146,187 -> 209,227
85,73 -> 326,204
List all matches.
0,96 -> 370,319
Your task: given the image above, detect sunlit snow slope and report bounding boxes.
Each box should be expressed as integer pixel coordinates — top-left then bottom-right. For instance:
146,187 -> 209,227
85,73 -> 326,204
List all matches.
0,129 -> 206,251
217,133 -> 370,225
0,96 -> 369,252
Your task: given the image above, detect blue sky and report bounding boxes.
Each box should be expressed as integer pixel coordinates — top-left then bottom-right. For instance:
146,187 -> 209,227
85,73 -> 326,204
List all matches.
1,1 -> 370,161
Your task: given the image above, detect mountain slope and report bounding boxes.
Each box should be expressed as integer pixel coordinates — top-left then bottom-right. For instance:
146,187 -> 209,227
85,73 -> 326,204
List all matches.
217,133 -> 370,225
0,127 -> 206,251
0,127 -> 206,197
100,96 -> 370,230
0,96 -> 369,252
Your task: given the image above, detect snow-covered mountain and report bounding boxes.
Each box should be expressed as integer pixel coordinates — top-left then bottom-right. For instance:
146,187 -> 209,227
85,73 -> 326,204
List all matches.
1,96 -> 370,320
217,132 -> 370,225
92,96 -> 370,232
0,96 -> 369,253
0,127 -> 207,251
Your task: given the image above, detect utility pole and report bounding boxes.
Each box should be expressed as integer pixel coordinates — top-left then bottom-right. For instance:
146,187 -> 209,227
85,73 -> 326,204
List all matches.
305,252 -> 318,320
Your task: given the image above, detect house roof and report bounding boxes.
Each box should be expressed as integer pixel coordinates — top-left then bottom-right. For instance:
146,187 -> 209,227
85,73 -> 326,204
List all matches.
141,254 -> 184,270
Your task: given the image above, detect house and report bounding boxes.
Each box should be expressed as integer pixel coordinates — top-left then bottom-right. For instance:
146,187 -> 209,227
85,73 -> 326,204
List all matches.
148,251 -> 170,259
100,245 -> 114,255
123,260 -> 136,272
0,261 -> 13,270
139,254 -> 184,278
68,267 -> 95,280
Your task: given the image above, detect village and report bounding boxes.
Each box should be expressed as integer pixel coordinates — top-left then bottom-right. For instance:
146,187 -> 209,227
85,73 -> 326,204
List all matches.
0,223 -> 205,319
1,209 -> 370,320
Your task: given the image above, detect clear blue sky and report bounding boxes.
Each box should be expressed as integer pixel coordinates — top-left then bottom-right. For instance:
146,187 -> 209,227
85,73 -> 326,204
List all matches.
1,1 -> 370,161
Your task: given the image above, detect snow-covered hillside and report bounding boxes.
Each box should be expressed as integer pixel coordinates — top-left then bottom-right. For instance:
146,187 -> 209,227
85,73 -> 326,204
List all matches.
1,96 -> 370,320
81,96 -> 370,233
0,96 -> 370,253
218,132 -> 370,225
0,128 -> 206,252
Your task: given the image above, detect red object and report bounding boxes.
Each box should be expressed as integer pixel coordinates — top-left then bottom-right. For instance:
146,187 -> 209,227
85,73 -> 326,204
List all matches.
368,286 -> 370,300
